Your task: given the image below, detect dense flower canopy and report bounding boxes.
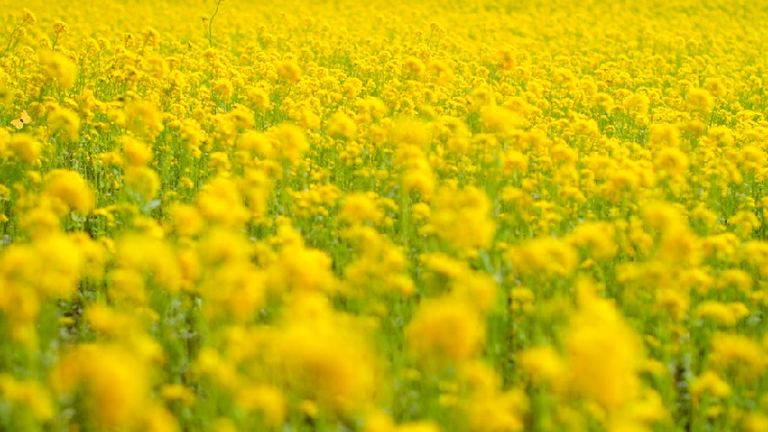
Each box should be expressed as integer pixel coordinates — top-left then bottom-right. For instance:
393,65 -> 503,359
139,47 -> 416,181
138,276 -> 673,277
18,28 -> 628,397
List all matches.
1,0 -> 768,430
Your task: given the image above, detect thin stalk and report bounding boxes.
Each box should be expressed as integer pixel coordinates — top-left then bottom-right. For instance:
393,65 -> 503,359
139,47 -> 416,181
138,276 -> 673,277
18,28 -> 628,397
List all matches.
207,0 -> 223,47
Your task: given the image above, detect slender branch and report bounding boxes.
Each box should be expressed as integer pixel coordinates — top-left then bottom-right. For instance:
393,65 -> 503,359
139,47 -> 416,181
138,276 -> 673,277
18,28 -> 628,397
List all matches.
207,0 -> 223,47
4,23 -> 23,53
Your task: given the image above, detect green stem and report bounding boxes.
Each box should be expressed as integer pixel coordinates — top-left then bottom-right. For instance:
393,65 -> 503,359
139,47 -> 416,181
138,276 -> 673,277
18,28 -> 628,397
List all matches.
207,0 -> 223,47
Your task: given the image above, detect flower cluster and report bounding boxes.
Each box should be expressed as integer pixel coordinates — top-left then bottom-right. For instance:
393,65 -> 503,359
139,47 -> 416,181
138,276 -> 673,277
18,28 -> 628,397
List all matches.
1,1 -> 768,431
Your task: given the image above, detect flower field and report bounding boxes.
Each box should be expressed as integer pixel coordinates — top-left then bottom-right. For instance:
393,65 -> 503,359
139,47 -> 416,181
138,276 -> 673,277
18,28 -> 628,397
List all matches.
1,0 -> 768,430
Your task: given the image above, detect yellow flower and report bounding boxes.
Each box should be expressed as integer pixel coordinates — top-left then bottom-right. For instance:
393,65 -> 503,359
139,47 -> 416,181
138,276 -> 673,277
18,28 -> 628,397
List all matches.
114,233 -> 182,293
623,92 -> 650,120
267,240 -> 336,294
161,384 -> 196,406
234,386 -> 285,427
641,201 -> 686,232
0,374 -> 54,420
269,123 -> 308,164
52,20 -> 69,35
502,149 -> 528,173
519,346 -> 564,385
121,135 -> 153,166
276,59 -> 302,82
654,147 -> 689,179
168,203 -> 203,237
340,192 -> 383,225
343,225 -> 414,297
690,370 -> 731,403
48,107 -> 80,141
44,169 -> 95,214
125,100 -> 164,139
51,344 -> 151,430
709,333 -> 766,378
390,118 -> 432,149
464,388 -> 527,432
480,105 -> 524,136
507,237 -> 578,277
430,185 -> 495,253
246,85 -> 272,110
398,422 -> 441,432
39,51 -> 77,89
125,166 -> 161,201
567,222 -> 617,260
565,282 -> 642,411
200,261 -> 266,322
7,133 -> 42,163
406,296 -> 485,365
686,87 -> 715,115
237,130 -> 273,157
648,123 -> 680,149
694,301 -> 749,326
744,412 -> 768,432
403,56 -> 426,77
271,295 -> 378,415
212,78 -> 234,101
730,210 -> 760,238
327,111 -> 358,140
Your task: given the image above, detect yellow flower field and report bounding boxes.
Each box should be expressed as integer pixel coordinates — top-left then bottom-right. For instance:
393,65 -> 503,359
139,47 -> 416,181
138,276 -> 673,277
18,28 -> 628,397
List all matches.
1,0 -> 768,430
